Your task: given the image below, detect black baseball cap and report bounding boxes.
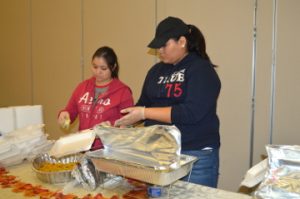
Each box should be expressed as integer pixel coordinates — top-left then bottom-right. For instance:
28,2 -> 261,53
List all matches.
148,16 -> 189,49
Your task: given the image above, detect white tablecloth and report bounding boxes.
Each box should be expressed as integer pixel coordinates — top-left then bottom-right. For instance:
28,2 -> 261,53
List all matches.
0,161 -> 251,199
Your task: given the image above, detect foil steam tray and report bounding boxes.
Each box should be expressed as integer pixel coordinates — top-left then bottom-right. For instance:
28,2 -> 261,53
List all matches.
88,151 -> 197,186
32,153 -> 82,184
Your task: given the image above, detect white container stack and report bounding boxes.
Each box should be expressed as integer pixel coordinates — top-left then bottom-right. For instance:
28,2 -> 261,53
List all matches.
14,105 -> 44,129
0,105 -> 44,136
0,107 -> 15,136
0,105 -> 53,167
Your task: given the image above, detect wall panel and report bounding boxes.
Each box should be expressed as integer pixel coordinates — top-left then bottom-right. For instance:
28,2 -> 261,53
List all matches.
253,0 -> 300,166
31,0 -> 82,138
0,0 -> 31,106
83,0 -> 156,101
252,0 -> 273,165
273,0 -> 300,144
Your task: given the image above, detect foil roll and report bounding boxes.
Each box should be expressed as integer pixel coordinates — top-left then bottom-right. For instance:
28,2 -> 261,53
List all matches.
93,125 -> 181,170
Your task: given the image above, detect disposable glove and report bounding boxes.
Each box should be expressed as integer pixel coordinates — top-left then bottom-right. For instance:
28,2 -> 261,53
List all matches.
98,121 -> 112,127
58,111 -> 71,129
114,106 -> 145,127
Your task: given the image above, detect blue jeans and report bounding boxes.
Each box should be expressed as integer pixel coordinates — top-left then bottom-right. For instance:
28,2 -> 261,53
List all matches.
181,148 -> 219,188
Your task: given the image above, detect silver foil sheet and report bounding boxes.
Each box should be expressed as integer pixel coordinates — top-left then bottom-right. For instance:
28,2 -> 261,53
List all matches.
93,125 -> 181,170
255,145 -> 300,199
72,157 -> 106,190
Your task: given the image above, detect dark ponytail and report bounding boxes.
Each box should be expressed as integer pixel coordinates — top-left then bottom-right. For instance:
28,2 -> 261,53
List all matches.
185,25 -> 217,67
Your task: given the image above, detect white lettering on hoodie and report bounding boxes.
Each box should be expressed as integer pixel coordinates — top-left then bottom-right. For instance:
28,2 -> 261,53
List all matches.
79,92 -> 90,104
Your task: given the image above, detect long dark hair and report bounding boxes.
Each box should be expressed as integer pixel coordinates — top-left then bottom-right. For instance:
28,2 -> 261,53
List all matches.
92,46 -> 119,78
184,25 -> 217,67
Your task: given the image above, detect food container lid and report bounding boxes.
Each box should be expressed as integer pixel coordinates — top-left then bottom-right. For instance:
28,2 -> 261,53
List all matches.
49,129 -> 95,158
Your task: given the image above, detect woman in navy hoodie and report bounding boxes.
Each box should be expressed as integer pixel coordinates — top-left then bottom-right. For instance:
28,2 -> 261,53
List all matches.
115,17 -> 221,188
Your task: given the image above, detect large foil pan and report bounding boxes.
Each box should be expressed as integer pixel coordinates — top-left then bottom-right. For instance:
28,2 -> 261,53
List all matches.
88,150 -> 197,186
93,124 -> 181,170
32,153 -> 82,184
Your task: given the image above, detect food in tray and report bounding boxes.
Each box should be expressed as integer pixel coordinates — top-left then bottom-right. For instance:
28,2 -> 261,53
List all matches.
38,162 -> 77,172
32,153 -> 82,184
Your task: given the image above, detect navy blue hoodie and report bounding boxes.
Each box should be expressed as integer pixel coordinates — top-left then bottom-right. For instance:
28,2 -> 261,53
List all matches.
137,52 -> 221,150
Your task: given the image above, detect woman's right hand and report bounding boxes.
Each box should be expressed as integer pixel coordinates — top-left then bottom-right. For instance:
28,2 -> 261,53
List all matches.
58,111 -> 71,129
114,106 -> 145,127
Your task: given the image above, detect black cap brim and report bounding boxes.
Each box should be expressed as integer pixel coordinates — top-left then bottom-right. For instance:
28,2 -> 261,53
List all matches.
147,37 -> 168,49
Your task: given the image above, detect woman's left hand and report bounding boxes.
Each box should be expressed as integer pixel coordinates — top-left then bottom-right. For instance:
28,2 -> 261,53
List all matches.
114,106 -> 145,127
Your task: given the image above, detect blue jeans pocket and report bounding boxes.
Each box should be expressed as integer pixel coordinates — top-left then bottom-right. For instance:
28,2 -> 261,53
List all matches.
181,148 -> 219,188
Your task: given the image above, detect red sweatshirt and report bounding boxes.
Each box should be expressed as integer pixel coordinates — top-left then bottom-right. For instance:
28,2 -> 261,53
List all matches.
61,77 -> 134,131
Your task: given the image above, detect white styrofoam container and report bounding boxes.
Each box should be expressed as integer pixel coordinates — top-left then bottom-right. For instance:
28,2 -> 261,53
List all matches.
240,159 -> 268,187
14,105 -> 43,129
49,129 -> 95,158
0,107 -> 15,135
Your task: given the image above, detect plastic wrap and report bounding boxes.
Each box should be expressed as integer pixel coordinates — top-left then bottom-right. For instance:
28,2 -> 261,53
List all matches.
0,124 -> 50,167
93,124 -> 181,170
254,145 -> 300,199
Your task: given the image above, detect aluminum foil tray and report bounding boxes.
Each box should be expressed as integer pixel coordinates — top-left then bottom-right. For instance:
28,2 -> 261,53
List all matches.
88,151 -> 197,186
32,153 -> 82,184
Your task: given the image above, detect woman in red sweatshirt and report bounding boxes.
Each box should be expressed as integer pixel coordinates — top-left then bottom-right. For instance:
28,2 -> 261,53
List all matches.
58,46 -> 134,148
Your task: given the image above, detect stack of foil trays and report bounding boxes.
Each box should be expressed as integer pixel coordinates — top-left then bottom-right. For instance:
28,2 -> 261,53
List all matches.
87,125 -> 197,186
